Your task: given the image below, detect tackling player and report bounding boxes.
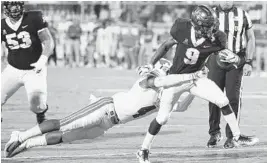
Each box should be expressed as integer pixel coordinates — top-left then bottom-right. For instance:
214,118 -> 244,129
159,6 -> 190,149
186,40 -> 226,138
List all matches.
4,59 -> 206,158
1,1 -> 54,123
136,5 -> 259,163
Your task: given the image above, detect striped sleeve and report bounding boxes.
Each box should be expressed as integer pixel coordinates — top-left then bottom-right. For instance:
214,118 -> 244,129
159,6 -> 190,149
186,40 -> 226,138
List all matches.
244,11 -> 253,30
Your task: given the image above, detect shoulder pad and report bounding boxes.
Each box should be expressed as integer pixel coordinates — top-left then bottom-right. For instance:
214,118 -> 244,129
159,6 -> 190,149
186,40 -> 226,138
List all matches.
170,18 -> 191,42
25,11 -> 43,19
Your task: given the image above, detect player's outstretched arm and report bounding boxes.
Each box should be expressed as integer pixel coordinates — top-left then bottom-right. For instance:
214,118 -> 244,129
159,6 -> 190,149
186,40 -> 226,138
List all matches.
150,38 -> 177,65
141,67 -> 208,89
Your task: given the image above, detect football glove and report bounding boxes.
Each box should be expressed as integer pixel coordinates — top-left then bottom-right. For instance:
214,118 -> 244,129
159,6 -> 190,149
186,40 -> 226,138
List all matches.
139,74 -> 156,89
30,55 -> 48,73
219,49 -> 240,64
137,64 -> 154,77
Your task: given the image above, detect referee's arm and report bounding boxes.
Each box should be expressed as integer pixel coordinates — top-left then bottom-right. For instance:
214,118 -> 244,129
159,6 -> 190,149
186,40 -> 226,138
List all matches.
244,11 -> 255,61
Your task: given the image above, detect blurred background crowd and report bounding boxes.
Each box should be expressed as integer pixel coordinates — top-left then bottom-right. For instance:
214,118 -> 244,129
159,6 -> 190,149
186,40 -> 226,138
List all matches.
1,1 -> 267,75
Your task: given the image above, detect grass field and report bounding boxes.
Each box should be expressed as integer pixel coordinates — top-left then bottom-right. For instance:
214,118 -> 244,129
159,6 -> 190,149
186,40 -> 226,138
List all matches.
1,68 -> 267,163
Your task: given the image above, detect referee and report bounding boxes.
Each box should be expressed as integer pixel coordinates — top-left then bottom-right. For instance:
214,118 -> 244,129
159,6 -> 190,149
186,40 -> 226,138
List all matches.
207,1 -> 258,148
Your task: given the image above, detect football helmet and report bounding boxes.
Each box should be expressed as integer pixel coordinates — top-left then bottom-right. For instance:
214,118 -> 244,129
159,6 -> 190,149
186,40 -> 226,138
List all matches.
152,58 -> 172,76
3,1 -> 25,21
191,5 -> 217,38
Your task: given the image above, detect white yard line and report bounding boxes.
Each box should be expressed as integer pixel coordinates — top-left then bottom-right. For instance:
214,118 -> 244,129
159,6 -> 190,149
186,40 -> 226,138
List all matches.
2,147 -> 267,160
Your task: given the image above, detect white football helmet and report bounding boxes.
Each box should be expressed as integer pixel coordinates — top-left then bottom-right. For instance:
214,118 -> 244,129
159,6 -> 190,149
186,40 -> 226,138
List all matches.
151,58 -> 172,77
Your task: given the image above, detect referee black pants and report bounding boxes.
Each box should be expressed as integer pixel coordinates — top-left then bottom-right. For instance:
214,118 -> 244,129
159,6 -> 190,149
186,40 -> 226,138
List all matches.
207,54 -> 244,138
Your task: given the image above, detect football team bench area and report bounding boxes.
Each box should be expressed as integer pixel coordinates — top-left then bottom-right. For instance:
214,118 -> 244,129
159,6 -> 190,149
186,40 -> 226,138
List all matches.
1,68 -> 267,163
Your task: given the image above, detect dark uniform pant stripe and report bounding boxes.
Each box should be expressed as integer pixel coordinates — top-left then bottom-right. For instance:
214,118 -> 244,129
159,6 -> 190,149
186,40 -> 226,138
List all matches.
60,97 -> 113,126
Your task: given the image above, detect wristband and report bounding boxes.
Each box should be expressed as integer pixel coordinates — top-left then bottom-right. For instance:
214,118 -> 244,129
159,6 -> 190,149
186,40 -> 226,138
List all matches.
38,55 -> 48,65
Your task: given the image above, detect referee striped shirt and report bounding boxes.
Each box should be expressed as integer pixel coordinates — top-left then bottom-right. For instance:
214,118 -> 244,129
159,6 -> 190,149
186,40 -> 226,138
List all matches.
213,6 -> 253,55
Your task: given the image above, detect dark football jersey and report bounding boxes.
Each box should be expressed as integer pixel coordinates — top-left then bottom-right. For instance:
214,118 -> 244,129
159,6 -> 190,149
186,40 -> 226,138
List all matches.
169,18 -> 226,74
1,11 -> 48,70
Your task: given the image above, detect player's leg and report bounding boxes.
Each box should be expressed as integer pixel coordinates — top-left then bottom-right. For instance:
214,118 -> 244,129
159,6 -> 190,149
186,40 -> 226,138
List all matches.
206,55 -> 226,147
224,67 -> 258,148
5,97 -> 114,156
172,93 -> 195,112
1,65 -> 23,106
224,68 -> 243,138
190,78 -> 240,137
138,83 -> 191,163
4,119 -> 60,157
7,131 -> 62,158
59,97 -> 114,132
1,65 -> 23,122
8,126 -> 109,158
23,68 -> 48,124
190,78 -> 259,148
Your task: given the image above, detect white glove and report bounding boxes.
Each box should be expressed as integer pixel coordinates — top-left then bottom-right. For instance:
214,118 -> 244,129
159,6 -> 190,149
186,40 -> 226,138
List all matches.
30,55 -> 48,73
219,49 -> 240,64
137,64 -> 154,77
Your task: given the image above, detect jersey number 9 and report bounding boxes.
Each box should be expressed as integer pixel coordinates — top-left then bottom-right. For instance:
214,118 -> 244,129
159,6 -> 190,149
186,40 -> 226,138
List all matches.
6,31 -> 32,50
184,48 -> 200,65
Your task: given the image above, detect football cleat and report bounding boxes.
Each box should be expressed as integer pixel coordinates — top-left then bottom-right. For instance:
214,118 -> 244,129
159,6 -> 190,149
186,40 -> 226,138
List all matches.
224,135 -> 259,149
207,132 -> 223,148
8,141 -> 27,158
136,149 -> 150,163
4,131 -> 21,158
236,135 -> 259,146
223,137 -> 237,149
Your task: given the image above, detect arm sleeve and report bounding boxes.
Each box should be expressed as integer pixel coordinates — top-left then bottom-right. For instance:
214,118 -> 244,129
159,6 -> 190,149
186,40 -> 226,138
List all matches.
244,11 -> 253,30
35,11 -> 48,32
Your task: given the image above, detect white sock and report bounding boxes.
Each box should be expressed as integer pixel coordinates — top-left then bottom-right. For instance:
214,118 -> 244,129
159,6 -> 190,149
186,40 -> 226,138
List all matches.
141,132 -> 155,150
19,125 -> 42,142
25,135 -> 47,149
223,113 -> 241,139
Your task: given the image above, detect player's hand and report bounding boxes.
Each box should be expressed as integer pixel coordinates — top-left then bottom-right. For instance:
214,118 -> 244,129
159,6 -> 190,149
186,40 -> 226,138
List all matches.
192,66 -> 209,79
137,64 -> 154,77
243,64 -> 252,76
30,55 -> 48,73
139,75 -> 156,89
219,49 -> 240,64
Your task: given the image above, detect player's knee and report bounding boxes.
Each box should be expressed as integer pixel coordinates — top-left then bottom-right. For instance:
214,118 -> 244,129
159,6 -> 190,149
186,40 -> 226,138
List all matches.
216,96 -> 229,108
29,92 -> 47,113
156,114 -> 169,125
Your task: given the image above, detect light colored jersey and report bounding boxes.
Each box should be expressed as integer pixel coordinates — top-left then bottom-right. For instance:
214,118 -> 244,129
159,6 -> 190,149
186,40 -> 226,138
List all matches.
112,78 -> 160,123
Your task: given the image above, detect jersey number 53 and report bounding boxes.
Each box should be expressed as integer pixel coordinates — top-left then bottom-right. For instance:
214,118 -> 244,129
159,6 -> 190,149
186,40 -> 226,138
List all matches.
6,31 -> 32,50
184,48 -> 200,65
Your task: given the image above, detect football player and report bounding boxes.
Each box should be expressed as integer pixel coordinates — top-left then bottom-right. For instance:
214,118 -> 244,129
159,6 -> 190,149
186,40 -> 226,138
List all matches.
136,5 -> 258,163
1,1 -> 54,123
4,59 -> 206,158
